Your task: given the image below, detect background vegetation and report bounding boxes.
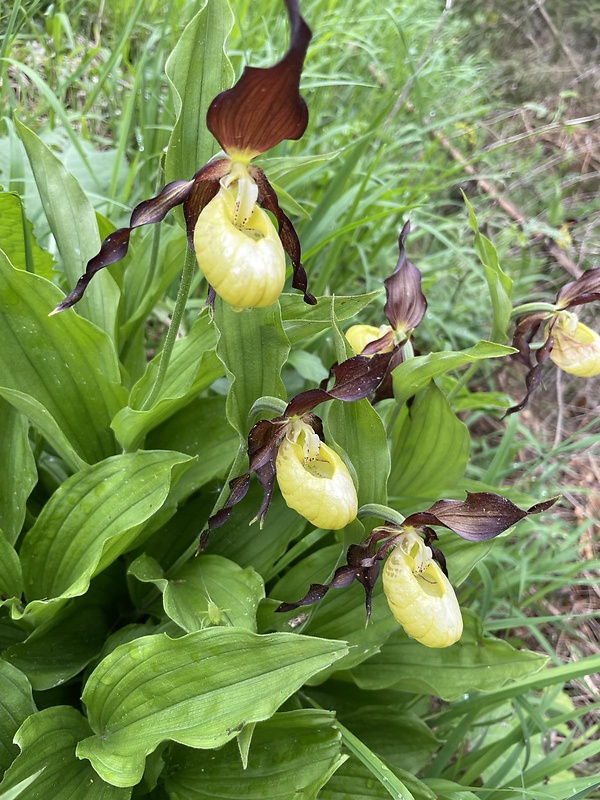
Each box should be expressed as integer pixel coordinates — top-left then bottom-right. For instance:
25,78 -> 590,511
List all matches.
0,0 -> 598,797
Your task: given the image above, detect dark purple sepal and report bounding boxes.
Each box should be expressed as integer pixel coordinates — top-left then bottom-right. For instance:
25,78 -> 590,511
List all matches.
360,329 -> 396,356
373,348 -> 405,402
506,315 -> 558,415
557,267 -> 600,309
285,349 -> 398,417
250,165 -> 316,305
404,491 -> 559,542
206,0 -> 311,159
383,221 -> 427,333
51,178 -> 197,314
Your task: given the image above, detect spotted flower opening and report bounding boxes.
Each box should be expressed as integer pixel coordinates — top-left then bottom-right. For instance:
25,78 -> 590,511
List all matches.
51,0 -> 315,316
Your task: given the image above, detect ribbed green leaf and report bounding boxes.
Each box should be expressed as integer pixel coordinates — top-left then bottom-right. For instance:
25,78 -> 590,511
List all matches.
350,611 -> 547,701
0,192 -> 54,278
112,314 -> 222,452
0,707 -> 130,800
0,532 -> 22,601
15,120 -> 120,340
146,396 -> 238,503
0,252 -> 126,468
215,298 -> 290,437
0,402 -> 36,545
5,598 -> 112,691
389,381 -> 469,508
77,628 -> 348,787
164,710 -> 345,800
0,770 -> 44,800
0,662 -> 36,777
321,755 -> 435,800
17,451 -> 193,626
280,291 -> 381,345
270,544 -> 397,679
328,398 -> 389,508
465,195 -> 513,344
164,0 -> 234,183
129,553 -> 264,632
392,342 -> 515,407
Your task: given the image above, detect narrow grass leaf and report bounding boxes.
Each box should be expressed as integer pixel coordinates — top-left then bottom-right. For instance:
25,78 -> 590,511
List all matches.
77,628 -> 348,787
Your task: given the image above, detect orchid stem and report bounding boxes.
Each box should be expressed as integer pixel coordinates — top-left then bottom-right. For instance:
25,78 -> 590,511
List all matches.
140,247 -> 196,411
446,361 -> 479,402
511,302 -> 556,317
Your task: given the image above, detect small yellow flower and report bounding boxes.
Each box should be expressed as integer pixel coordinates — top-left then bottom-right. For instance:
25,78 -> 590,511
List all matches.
548,312 -> 600,378
193,164 -> 286,309
345,324 -> 394,355
276,419 -> 358,530
383,530 -> 463,648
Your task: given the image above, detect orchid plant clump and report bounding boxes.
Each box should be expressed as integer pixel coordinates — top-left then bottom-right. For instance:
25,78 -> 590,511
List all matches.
1,0 -> 599,796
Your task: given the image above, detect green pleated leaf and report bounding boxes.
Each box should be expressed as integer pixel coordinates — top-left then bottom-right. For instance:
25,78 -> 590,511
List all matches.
206,488 -> 308,580
17,451 -> 193,626
270,544 -> 397,679
465,195 -> 513,344
0,532 -> 22,601
0,707 -> 131,800
280,291 -> 381,345
349,611 -> 547,701
15,120 -> 120,340
112,314 -> 222,452
164,0 -> 234,184
0,662 -> 36,777
0,406 -> 35,545
0,401 -> 36,545
5,597 -> 112,691
388,381 -> 469,508
328,398 -> 389,508
164,710 -> 345,800
0,252 -> 126,468
77,628 -> 348,787
392,342 -> 515,408
129,553 -> 265,633
0,192 -> 54,278
436,529 -> 494,586
215,298 -> 290,437
146,396 -> 238,504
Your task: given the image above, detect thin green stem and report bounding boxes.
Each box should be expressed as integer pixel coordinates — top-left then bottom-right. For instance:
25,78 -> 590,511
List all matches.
510,302 -> 556,317
446,360 -> 479,402
140,247 -> 197,411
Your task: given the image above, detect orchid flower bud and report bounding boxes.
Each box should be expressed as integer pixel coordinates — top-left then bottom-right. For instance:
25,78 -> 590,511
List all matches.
193,164 -> 286,309
548,312 -> 600,378
345,324 -> 394,356
383,530 -> 463,648
276,419 -> 358,530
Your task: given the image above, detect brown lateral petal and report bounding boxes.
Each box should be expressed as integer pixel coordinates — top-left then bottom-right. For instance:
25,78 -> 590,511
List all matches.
506,315 -> 557,415
199,473 -> 252,549
557,267 -> 600,309
285,349 -> 397,417
250,165 -> 316,305
51,179 -> 195,314
384,221 -> 427,333
207,0 -> 311,159
511,312 -> 547,367
373,348 -> 404,402
404,491 -> 559,541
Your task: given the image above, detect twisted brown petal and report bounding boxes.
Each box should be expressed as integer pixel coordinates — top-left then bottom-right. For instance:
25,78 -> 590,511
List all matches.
384,221 -> 427,333
207,0 -> 311,160
404,492 -> 559,541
